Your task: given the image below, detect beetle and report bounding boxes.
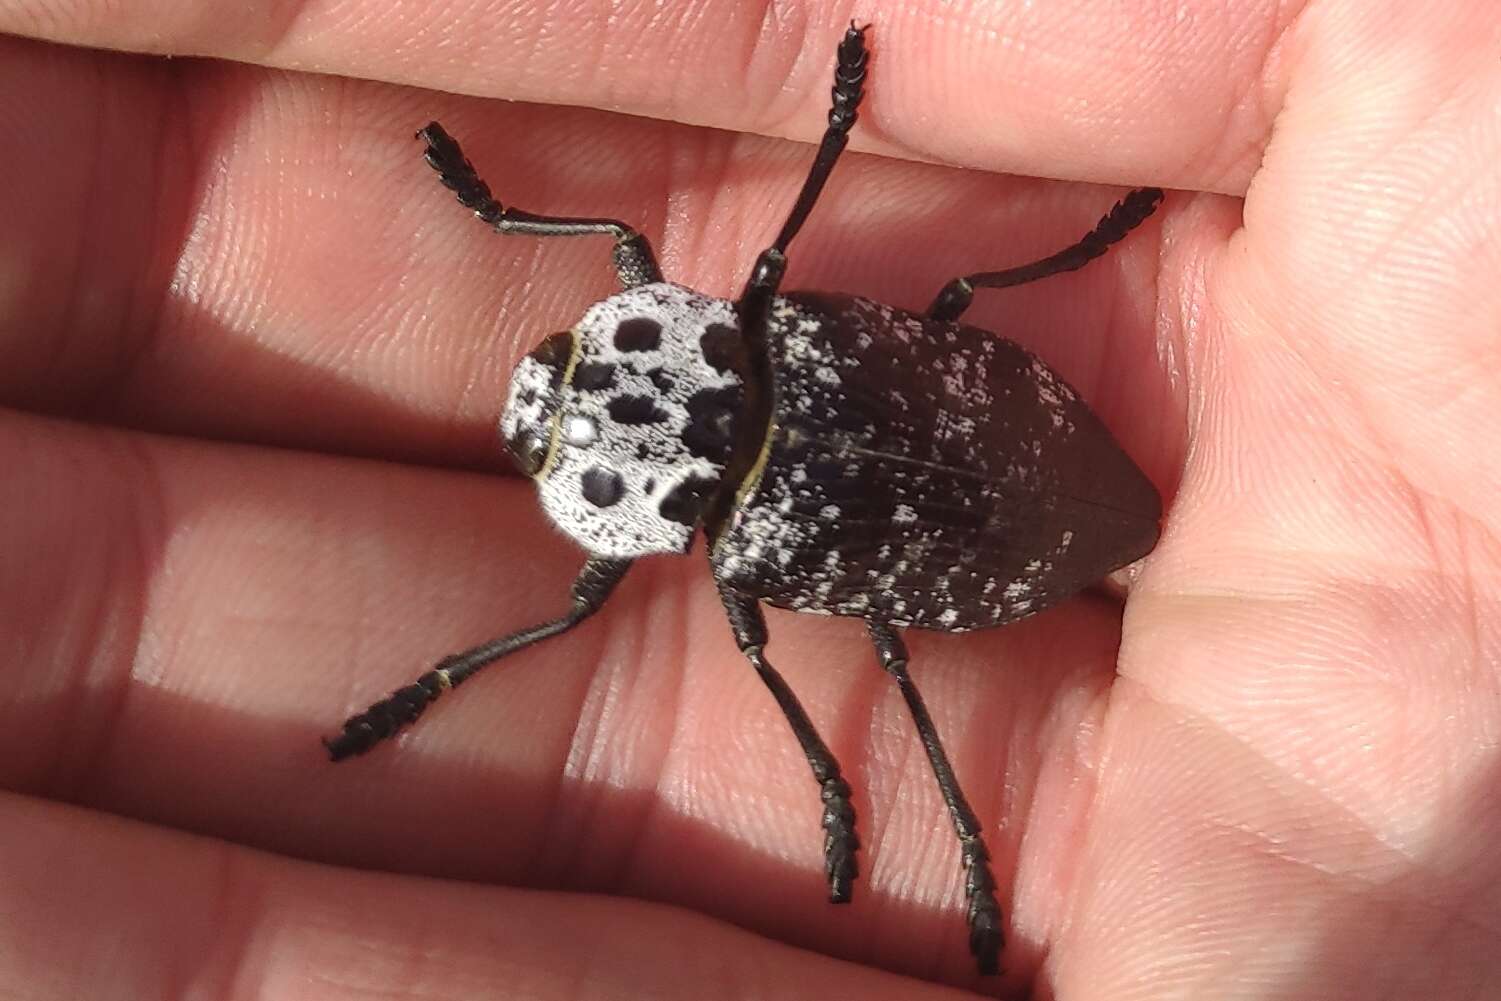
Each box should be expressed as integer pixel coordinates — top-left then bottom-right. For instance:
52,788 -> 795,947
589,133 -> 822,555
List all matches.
324,24 -> 1163,976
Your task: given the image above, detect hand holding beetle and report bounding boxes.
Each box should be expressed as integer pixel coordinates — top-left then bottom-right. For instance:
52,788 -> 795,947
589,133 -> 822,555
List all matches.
2,3 -> 1499,999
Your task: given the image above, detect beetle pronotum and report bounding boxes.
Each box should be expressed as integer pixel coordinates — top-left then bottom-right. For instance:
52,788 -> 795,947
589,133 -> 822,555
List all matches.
326,24 -> 1162,975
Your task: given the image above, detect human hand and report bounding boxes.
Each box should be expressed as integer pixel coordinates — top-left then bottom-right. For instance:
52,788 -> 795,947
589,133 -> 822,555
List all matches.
2,2 -> 1497,999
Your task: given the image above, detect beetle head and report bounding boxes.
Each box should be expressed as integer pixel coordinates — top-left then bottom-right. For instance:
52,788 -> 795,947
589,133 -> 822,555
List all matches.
498,283 -> 747,560
500,330 -> 571,477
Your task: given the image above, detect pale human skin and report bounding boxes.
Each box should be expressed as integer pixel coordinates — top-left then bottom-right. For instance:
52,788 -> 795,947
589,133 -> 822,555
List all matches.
2,1 -> 1499,998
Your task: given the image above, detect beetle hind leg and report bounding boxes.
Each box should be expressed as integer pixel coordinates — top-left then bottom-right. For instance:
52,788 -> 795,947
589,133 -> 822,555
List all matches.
867,621 -> 1004,975
927,186 -> 1164,323
718,585 -> 859,902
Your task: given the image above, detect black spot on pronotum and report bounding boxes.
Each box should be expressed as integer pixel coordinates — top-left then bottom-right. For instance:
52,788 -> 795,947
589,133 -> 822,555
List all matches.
581,467 -> 625,508
700,323 -> 744,375
614,317 -> 662,351
608,395 -> 669,425
647,368 -> 674,394
572,362 -> 617,391
683,386 -> 743,459
659,474 -> 718,526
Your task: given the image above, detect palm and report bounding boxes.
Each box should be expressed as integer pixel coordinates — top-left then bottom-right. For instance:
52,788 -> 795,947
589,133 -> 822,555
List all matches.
3,4 -> 1498,1000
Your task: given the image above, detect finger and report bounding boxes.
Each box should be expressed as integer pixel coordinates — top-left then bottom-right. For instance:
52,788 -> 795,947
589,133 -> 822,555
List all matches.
0,0 -> 1288,188
2,35 -> 1176,479
1050,682 -> 1501,1000
1,406 -> 1134,982
1214,0 -> 1501,526
0,792 -> 980,1001
1089,6 -> 1501,993
1126,0 -> 1501,717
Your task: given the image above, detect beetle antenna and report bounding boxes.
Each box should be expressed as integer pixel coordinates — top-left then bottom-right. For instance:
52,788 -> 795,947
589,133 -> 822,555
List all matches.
417,122 -> 663,288
927,187 -> 1164,322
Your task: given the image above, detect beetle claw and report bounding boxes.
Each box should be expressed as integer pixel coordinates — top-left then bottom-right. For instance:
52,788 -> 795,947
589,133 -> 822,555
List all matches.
969,907 -> 1004,977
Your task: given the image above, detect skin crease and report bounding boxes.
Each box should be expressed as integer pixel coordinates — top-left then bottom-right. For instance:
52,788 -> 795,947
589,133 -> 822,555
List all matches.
1,0 -> 1500,997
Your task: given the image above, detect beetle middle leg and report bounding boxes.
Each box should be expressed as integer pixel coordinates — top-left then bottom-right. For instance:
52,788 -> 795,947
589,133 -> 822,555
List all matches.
867,621 -> 1004,975
926,186 -> 1165,323
718,584 -> 859,902
418,122 -> 662,288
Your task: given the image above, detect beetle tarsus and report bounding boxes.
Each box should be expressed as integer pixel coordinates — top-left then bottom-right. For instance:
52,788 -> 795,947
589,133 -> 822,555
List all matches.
822,775 -> 860,902
962,837 -> 1004,975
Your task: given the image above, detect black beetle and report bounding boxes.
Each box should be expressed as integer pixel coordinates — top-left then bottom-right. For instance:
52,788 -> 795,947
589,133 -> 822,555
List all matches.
325,24 -> 1162,976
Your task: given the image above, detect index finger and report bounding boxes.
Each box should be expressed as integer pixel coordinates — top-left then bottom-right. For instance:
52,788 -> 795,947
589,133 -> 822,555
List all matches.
0,0 -> 1284,190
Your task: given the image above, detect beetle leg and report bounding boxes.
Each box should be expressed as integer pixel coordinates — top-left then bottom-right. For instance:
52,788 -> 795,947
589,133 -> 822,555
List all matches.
926,186 -> 1164,323
418,122 -> 662,288
718,584 -> 859,903
867,621 -> 1004,975
768,23 -> 870,260
324,557 -> 632,760
739,23 -> 871,314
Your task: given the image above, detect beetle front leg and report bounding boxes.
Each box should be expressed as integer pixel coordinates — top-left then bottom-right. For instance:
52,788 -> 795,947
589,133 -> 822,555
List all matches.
324,557 -> 632,760
419,122 -> 662,288
718,584 -> 859,902
927,186 -> 1164,323
867,621 -> 1004,976
739,23 -> 870,318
